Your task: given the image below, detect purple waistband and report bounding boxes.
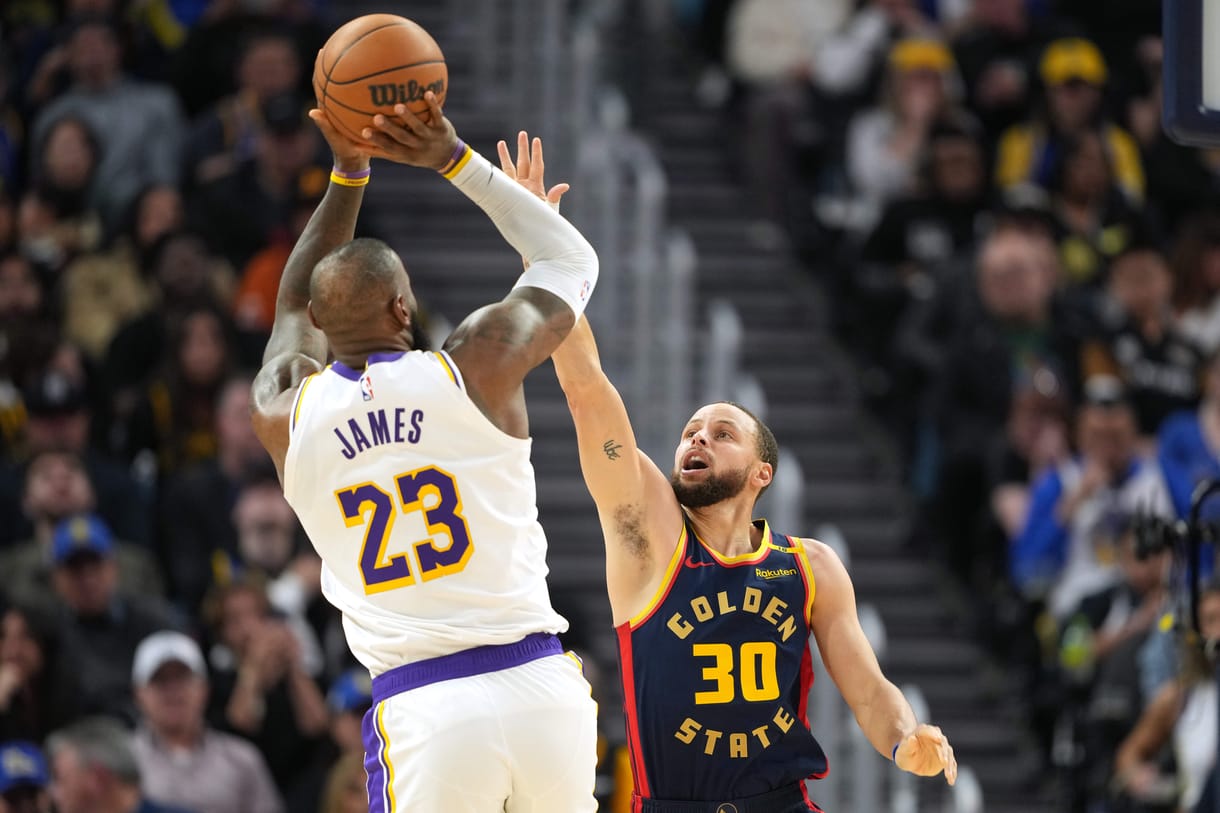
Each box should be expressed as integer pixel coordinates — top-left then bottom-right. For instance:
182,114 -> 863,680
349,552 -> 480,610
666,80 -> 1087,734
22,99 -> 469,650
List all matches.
371,632 -> 563,703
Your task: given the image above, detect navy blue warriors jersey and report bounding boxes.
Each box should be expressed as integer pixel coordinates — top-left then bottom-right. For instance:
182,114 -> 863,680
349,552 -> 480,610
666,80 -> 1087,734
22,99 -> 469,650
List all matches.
616,518 -> 828,808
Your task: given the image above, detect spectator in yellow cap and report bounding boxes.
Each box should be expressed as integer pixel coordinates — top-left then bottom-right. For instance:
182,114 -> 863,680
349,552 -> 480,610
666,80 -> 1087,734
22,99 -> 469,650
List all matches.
995,37 -> 1145,204
847,37 -> 969,219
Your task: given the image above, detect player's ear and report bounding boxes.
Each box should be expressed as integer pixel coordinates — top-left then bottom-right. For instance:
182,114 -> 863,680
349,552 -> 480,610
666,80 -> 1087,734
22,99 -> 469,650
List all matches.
754,461 -> 773,491
393,295 -> 411,328
307,301 -> 321,330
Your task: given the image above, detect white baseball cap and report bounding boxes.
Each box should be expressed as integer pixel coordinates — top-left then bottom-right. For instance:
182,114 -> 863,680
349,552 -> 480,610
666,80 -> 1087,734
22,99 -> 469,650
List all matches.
132,631 -> 207,686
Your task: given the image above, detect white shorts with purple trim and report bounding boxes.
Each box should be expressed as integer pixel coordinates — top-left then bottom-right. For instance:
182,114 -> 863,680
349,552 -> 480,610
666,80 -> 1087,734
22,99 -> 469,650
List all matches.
362,637 -> 597,812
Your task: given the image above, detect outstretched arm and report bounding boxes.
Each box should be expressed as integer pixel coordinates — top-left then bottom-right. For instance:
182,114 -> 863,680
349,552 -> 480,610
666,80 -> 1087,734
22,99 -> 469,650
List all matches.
495,140 -> 683,624
806,539 -> 958,784
552,317 -> 684,625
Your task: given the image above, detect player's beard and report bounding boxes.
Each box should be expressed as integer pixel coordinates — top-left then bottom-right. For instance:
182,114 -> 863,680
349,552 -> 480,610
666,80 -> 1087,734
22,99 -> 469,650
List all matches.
669,465 -> 750,508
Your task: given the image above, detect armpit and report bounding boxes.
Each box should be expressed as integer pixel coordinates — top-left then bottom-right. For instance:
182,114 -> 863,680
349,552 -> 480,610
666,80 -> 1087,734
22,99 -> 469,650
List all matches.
613,503 -> 650,559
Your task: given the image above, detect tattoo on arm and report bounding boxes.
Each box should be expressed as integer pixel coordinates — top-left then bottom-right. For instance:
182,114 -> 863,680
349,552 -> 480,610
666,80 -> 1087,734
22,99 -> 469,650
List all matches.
471,310 -> 523,347
603,439 -> 623,460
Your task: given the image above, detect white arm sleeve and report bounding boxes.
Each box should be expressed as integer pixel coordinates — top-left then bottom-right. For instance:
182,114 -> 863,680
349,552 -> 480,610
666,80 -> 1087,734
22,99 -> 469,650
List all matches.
443,145 -> 599,315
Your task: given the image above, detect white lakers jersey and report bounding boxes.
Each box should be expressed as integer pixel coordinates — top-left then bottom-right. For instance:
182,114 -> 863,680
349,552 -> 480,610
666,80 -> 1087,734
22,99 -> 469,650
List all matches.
282,349 -> 567,676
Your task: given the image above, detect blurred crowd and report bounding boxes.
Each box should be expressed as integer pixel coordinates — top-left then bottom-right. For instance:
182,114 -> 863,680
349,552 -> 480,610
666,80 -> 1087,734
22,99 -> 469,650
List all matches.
0,0 -> 424,812
2,0 -> 1219,812
683,0 -> 1218,809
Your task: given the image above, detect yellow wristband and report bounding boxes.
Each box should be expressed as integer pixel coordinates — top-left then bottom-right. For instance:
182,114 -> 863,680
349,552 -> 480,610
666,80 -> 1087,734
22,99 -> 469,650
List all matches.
440,142 -> 473,179
330,171 -> 370,187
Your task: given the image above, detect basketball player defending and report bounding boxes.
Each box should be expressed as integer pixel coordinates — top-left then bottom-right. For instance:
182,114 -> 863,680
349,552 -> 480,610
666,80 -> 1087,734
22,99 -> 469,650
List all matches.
533,183 -> 957,811
250,94 -> 599,812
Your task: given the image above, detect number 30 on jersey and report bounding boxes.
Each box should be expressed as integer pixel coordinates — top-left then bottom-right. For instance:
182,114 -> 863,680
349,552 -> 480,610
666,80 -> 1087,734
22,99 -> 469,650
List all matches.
334,466 -> 474,593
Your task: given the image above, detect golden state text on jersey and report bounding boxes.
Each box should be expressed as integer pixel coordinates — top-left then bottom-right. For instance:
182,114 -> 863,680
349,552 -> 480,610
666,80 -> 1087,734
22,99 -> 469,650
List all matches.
617,519 -> 828,802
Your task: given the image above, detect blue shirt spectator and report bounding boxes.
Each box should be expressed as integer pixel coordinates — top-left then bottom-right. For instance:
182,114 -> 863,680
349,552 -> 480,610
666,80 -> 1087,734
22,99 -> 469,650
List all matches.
1158,352 -> 1220,518
1011,392 -> 1171,619
1157,409 -> 1219,518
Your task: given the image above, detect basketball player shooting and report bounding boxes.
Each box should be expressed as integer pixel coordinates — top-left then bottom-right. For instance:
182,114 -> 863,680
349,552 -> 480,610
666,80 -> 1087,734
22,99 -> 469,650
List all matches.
530,148 -> 956,809
249,92 -> 600,811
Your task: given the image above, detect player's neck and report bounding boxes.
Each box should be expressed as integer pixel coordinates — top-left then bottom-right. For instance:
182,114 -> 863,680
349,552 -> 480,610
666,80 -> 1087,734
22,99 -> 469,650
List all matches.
683,500 -> 762,558
332,335 -> 413,370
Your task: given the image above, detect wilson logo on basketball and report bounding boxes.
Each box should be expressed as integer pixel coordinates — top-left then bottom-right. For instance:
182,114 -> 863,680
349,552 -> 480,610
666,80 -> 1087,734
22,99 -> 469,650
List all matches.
367,79 -> 445,107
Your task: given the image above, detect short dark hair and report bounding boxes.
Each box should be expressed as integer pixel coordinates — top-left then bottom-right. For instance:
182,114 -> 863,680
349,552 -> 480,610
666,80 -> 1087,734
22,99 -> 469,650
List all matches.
717,401 -> 778,496
309,237 -> 404,321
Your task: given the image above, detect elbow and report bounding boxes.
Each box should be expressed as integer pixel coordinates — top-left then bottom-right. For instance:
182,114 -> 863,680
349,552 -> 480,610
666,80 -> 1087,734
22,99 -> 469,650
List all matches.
561,374 -> 605,406
569,239 -> 599,291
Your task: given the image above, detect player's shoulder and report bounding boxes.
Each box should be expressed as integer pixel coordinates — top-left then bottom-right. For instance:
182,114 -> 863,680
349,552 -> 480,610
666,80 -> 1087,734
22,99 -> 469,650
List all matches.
786,535 -> 836,562
787,536 -> 851,584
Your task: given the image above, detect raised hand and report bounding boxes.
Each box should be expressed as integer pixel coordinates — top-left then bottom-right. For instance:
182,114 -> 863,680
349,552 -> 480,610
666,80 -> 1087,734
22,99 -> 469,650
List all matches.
308,107 -> 379,172
365,91 -> 460,170
497,130 -> 569,210
895,723 -> 958,785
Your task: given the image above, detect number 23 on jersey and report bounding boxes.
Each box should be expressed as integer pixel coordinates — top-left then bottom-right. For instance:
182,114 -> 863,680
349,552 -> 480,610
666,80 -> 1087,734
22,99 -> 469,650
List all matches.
334,466 -> 474,593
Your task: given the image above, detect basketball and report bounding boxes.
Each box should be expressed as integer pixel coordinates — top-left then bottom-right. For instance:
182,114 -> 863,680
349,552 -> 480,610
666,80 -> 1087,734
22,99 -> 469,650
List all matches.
313,14 -> 447,143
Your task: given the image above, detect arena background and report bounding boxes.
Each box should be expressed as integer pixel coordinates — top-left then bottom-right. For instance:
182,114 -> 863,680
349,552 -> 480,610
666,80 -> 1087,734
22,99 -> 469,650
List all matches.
0,0 -> 1213,811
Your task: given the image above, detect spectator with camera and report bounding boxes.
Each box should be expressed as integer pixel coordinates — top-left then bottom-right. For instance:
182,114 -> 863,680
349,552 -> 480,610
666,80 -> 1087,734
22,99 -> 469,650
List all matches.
1065,524 -> 1172,808
1112,581 -> 1220,812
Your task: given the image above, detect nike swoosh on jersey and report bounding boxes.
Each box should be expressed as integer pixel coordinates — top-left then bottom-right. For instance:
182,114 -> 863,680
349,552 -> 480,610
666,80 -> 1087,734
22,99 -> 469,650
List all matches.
684,556 -> 715,568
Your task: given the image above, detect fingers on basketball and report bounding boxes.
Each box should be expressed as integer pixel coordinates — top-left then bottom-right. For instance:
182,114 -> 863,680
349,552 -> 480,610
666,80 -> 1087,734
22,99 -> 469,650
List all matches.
313,14 -> 447,144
